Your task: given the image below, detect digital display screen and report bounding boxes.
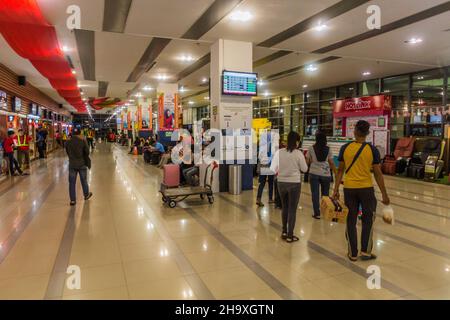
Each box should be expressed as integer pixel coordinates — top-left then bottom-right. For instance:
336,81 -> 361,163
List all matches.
222,71 -> 257,96
430,115 -> 442,124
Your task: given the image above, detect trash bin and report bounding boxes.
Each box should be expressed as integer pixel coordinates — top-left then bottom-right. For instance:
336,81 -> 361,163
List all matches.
229,165 -> 242,195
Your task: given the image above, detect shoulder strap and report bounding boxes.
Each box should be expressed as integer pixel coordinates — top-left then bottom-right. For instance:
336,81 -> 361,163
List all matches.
345,143 -> 367,174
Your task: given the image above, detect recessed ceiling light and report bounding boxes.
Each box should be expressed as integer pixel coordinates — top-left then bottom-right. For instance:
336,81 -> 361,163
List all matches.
202,77 -> 208,83
306,64 -> 318,72
157,74 -> 168,80
143,86 -> 153,91
229,11 -> 253,22
405,37 -> 423,44
71,70 -> 76,74
282,97 -> 289,102
263,91 -> 269,97
258,80 -> 265,86
313,21 -> 328,32
62,46 -> 70,52
302,84 -> 308,88
179,86 -> 186,93
178,55 -> 195,62
417,76 -> 424,80
204,97 -> 210,100
129,99 -> 135,102
362,71 -> 371,76
188,101 -> 194,105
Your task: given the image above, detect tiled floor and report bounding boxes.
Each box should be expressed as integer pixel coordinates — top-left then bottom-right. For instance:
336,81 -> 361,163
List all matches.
1,142 -> 450,300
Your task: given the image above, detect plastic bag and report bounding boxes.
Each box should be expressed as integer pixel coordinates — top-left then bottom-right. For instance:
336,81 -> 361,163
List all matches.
382,205 -> 395,225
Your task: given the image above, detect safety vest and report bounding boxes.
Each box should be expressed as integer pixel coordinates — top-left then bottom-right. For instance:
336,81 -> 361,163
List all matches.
17,135 -> 29,147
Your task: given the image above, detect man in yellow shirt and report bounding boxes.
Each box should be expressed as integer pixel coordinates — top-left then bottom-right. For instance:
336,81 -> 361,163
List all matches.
333,120 -> 390,262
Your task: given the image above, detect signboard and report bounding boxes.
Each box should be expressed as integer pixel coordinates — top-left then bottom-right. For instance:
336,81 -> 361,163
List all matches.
333,95 -> 391,117
12,96 -> 22,112
30,103 -> 37,116
0,90 -> 7,110
221,103 -> 252,130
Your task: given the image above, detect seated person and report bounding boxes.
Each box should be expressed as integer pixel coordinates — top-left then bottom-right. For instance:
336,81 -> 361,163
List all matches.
129,138 -> 141,154
151,140 -> 165,153
157,147 -> 172,168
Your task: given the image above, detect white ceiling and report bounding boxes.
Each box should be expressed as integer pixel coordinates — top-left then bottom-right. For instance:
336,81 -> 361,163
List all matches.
0,0 -> 447,113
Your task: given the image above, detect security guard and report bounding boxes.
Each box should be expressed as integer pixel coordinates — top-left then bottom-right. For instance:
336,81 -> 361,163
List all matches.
16,128 -> 32,172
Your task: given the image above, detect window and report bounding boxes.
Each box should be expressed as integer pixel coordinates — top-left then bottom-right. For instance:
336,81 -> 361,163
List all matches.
412,69 -> 445,88
337,84 -> 356,98
306,90 -> 319,102
383,75 -> 409,92
320,87 -> 336,101
319,100 -> 334,136
358,79 -> 379,96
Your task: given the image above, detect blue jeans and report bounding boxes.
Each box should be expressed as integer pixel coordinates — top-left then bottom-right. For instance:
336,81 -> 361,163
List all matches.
69,167 -> 89,202
309,174 -> 331,217
257,174 -> 274,200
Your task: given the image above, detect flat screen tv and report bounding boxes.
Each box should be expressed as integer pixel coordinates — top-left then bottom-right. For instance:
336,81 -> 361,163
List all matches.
430,114 -> 442,124
222,70 -> 257,96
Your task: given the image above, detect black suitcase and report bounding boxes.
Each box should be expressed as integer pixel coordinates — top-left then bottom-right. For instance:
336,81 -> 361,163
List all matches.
151,152 -> 161,165
144,151 -> 151,163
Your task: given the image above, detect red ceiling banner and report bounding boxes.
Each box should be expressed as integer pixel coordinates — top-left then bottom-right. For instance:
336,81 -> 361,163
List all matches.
0,0 -> 86,112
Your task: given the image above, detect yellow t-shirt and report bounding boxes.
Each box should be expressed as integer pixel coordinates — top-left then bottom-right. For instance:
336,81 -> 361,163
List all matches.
338,142 -> 380,189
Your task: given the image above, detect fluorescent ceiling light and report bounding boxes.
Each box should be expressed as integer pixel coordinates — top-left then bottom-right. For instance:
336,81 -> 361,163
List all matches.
229,11 -> 253,22
143,86 -> 153,91
306,64 -> 318,72
405,37 -> 423,44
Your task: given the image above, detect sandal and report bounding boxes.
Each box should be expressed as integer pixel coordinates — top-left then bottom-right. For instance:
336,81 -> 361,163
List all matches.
348,255 -> 358,262
285,236 -> 299,243
281,233 -> 288,240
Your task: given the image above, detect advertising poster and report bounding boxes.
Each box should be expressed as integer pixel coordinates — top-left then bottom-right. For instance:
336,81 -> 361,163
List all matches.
137,105 -> 143,130
0,90 -> 7,110
141,104 -> 151,130
158,92 -> 176,130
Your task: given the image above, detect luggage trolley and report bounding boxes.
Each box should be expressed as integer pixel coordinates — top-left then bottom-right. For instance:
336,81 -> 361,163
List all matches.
160,162 -> 218,208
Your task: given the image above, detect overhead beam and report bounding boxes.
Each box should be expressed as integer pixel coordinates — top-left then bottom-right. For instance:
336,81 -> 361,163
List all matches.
74,29 -> 96,81
103,0 -> 133,33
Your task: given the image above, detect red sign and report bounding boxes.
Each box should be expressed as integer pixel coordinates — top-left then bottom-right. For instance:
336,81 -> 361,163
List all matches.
333,95 -> 391,117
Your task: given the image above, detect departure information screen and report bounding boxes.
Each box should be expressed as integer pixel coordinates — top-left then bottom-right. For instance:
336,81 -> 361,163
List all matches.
222,71 -> 258,96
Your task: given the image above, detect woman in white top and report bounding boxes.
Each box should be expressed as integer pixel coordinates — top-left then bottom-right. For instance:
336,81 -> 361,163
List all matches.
270,132 -> 308,243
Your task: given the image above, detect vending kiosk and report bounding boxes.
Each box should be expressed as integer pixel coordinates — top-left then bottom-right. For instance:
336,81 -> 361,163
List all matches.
333,95 -> 392,158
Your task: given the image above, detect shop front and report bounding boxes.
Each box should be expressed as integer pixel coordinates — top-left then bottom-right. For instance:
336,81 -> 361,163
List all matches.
332,95 -> 392,157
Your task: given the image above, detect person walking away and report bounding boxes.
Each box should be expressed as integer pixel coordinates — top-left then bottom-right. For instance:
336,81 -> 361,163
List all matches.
270,131 -> 308,243
306,131 -> 337,219
62,130 -> 68,148
87,129 -> 95,150
332,120 -> 390,262
16,129 -> 32,173
65,128 -> 93,206
3,130 -> 24,176
256,132 -> 274,207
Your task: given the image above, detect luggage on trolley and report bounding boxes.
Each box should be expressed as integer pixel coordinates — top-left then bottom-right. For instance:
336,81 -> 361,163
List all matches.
163,164 -> 180,188
160,162 -> 218,208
